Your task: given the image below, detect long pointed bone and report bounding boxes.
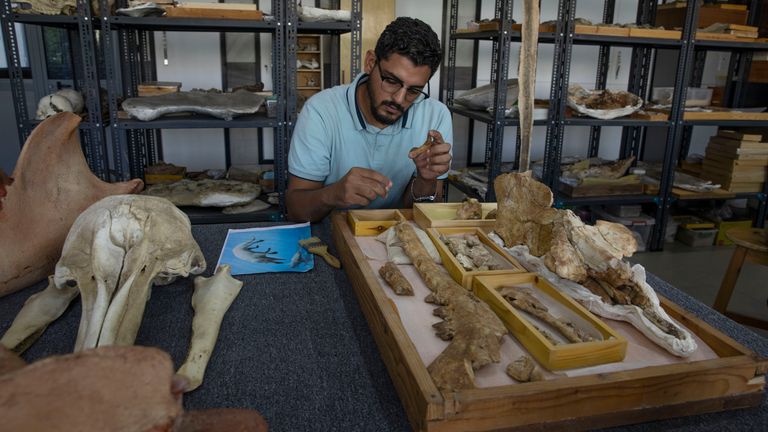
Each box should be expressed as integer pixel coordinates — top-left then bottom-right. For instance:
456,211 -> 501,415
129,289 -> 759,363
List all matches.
518,0 -> 540,171
0,276 -> 79,354
0,113 -> 143,297
177,264 -> 243,392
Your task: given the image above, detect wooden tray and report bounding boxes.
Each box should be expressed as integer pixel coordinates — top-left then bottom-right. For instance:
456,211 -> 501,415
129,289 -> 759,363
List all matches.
473,273 -> 627,370
413,202 -> 497,229
331,210 -> 766,432
558,181 -> 645,197
425,227 -> 526,289
628,28 -> 682,40
347,209 -> 407,236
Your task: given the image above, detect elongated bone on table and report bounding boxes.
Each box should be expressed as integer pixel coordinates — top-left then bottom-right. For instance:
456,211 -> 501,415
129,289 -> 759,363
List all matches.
177,264 -> 243,392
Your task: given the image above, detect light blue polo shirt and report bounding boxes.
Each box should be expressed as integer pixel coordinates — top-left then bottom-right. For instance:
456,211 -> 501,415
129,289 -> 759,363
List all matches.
288,72 -> 453,209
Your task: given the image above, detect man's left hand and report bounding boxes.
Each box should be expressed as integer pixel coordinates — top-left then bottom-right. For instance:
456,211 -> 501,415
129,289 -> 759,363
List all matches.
409,130 -> 452,180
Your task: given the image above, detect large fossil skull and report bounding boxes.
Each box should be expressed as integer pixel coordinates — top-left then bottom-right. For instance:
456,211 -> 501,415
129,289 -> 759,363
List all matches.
54,194 -> 206,351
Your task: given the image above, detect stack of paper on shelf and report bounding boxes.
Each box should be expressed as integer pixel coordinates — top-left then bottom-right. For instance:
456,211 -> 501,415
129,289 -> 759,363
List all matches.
701,129 -> 768,193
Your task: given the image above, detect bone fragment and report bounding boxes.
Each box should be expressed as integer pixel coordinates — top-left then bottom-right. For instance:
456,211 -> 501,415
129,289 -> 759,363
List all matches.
0,346 -> 182,432
53,195 -> 206,351
499,285 -> 593,343
378,262 -> 413,296
408,135 -> 434,158
0,113 -> 144,298
395,223 -> 506,391
177,265 -> 243,392
0,276 -> 79,354
143,179 -> 261,207
122,90 -> 265,121
517,0 -> 540,171
456,198 -> 482,220
506,355 -> 543,382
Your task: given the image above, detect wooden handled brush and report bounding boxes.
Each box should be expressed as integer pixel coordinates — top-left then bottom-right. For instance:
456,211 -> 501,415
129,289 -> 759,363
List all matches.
299,236 -> 341,269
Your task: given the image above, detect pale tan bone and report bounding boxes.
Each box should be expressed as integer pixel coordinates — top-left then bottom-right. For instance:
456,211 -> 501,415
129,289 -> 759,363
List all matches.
395,223 -> 506,392
0,276 -> 79,353
53,194 -> 206,351
0,112 -> 144,297
493,172 -> 697,356
143,179 -> 261,207
0,346 -> 183,432
177,264 -> 242,392
517,0 -> 540,171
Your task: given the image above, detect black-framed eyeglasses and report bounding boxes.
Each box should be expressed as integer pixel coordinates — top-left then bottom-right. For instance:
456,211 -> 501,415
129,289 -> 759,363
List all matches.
375,62 -> 430,103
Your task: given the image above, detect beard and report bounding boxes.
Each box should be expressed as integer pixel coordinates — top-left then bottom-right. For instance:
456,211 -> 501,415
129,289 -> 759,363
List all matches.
366,82 -> 404,125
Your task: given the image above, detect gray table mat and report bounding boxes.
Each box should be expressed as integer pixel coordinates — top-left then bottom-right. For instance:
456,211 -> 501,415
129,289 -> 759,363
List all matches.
1,220 -> 765,432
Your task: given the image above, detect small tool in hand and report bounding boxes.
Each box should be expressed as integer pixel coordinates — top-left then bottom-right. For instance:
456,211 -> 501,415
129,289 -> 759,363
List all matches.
299,236 -> 341,269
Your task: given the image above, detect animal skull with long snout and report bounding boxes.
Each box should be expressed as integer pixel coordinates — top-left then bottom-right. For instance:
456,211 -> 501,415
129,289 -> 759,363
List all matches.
2,195 -> 245,390
54,194 -> 207,350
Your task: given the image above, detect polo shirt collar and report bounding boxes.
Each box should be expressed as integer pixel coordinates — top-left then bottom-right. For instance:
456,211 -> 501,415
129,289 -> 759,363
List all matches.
347,73 -> 412,132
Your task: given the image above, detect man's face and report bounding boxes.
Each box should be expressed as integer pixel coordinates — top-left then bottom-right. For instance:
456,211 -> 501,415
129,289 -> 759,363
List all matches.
366,53 -> 432,126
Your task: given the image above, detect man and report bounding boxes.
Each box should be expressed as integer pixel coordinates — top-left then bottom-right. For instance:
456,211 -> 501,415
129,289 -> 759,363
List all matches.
287,17 -> 453,222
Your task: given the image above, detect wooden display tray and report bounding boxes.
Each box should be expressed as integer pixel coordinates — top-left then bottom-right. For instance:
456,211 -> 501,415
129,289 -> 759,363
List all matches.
164,3 -> 264,20
473,273 -> 627,370
347,209 -> 408,236
413,202 -> 497,229
425,227 -> 526,289
628,28 -> 682,39
331,211 -> 766,432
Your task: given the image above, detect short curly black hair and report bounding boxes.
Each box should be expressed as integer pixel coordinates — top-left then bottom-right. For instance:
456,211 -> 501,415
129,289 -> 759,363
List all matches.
375,17 -> 442,76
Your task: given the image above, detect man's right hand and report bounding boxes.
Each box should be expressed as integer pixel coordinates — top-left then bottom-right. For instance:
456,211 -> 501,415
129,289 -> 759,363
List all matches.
328,167 -> 392,208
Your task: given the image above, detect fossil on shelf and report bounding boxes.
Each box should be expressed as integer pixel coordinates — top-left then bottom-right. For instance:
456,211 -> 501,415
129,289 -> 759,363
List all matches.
395,223 -> 507,392
122,89 -> 265,121
492,172 -> 696,357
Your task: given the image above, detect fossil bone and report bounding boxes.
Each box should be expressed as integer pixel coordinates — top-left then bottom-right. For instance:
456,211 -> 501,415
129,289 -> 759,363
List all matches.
54,194 -> 206,351
122,90 -> 265,121
143,179 -> 261,207
395,223 -> 506,392
177,265 -> 242,392
0,276 -> 79,353
493,172 -> 696,356
0,346 -> 183,431
517,0 -> 540,171
0,112 -> 143,298
506,355 -> 543,382
378,262 -> 413,296
455,197 -> 482,220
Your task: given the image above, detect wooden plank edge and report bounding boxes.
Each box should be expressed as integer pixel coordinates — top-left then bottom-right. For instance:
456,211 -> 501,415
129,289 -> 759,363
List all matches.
331,212 -> 444,431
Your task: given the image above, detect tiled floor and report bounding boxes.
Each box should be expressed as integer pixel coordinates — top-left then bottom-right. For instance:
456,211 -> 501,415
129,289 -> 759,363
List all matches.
631,241 -> 768,338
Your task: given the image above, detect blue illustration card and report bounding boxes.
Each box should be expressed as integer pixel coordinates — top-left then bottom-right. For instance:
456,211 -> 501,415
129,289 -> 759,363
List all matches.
216,222 -> 314,275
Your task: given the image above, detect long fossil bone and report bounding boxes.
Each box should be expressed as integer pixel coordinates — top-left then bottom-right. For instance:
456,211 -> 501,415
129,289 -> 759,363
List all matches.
54,194 -> 206,351
395,223 -> 506,391
0,276 -> 79,353
177,265 -> 243,392
0,112 -> 144,297
517,0 -> 540,171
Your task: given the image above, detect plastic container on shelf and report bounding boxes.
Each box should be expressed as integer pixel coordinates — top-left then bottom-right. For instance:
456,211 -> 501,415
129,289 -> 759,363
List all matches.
650,87 -> 713,107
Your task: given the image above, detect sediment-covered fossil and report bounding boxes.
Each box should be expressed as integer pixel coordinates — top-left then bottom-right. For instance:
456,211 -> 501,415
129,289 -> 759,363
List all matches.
395,223 -> 507,391
442,234 -> 499,271
0,113 -> 143,297
492,172 -> 696,356
378,262 -> 414,296
517,0 -> 540,170
506,355 -> 543,383
561,156 -> 635,181
143,179 -> 261,207
456,197 -> 482,219
499,285 -> 593,343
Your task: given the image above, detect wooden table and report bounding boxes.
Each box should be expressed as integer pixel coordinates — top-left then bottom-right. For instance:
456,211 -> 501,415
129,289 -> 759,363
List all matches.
714,228 -> 768,330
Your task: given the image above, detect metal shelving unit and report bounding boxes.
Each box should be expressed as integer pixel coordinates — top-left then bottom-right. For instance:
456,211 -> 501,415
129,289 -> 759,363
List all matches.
442,0 -> 740,251
0,0 -> 109,180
